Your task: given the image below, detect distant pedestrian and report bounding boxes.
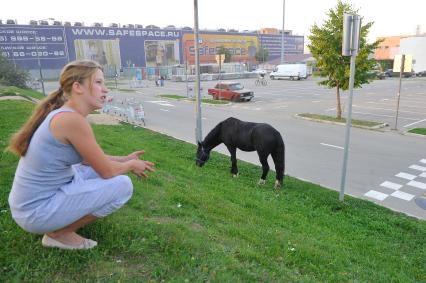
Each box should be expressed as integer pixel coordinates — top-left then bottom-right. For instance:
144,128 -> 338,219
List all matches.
160,76 -> 165,87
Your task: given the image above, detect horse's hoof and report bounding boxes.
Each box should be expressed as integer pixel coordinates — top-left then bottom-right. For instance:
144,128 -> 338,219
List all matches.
258,179 -> 266,185
232,173 -> 239,178
274,180 -> 282,190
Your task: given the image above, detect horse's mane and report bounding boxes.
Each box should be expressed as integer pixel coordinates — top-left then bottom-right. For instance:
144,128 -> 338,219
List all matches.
203,121 -> 223,149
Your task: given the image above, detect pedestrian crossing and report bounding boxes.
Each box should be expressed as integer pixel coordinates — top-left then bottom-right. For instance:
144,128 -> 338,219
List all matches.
364,158 -> 426,203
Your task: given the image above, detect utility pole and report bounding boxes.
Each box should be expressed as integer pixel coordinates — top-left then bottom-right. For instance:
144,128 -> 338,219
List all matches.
280,0 -> 285,64
193,0 -> 202,143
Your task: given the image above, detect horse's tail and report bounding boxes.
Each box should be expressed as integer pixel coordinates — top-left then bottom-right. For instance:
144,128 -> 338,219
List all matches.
271,133 -> 285,183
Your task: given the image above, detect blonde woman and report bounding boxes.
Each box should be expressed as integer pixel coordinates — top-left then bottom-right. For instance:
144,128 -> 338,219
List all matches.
7,60 -> 154,250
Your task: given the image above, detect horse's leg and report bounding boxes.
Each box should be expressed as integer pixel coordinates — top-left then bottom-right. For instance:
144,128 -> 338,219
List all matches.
257,151 -> 269,185
227,145 -> 238,177
271,146 -> 285,189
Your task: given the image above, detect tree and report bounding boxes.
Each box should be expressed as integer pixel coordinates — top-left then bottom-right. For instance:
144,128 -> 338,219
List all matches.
255,47 -> 269,64
308,1 -> 381,119
0,54 -> 29,88
217,46 -> 232,63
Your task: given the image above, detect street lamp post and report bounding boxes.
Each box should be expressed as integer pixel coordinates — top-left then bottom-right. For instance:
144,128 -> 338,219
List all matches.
280,0 -> 285,64
34,18 -> 54,96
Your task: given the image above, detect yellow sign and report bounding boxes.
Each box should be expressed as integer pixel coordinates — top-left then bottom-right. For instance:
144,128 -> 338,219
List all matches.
393,54 -> 412,72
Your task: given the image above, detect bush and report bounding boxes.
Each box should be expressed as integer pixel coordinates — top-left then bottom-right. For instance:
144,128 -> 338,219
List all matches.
0,54 -> 29,88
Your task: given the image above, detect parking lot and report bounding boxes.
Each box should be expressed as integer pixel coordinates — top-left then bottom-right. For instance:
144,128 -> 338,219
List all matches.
228,76 -> 426,131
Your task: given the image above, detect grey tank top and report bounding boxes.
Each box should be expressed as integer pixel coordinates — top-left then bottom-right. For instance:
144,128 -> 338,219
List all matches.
9,107 -> 83,218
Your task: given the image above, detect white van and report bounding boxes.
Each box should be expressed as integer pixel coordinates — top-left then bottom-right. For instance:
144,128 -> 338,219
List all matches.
269,64 -> 308,80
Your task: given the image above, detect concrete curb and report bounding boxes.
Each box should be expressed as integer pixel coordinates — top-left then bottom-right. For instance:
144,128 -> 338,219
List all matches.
294,114 -> 388,131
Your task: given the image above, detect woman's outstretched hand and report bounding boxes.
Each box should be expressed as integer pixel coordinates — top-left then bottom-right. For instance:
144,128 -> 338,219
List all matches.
127,150 -> 145,161
131,159 -> 155,178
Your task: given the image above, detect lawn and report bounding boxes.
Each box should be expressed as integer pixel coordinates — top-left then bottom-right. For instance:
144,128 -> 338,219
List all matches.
0,100 -> 425,282
408,128 -> 426,136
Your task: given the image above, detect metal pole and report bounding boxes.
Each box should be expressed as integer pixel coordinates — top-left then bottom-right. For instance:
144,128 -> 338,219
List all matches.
35,37 -> 46,96
193,0 -> 202,143
185,54 -> 189,98
280,0 -> 285,64
393,54 -> 405,130
339,55 -> 356,201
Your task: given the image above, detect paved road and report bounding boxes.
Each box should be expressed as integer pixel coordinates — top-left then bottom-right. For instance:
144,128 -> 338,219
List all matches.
45,77 -> 426,219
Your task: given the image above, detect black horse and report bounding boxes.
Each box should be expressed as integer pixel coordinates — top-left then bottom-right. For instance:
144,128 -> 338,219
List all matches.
196,117 -> 285,189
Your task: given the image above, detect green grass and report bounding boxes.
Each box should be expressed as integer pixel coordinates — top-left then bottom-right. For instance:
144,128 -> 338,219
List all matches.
408,128 -> 426,135
0,85 -> 45,100
0,100 -> 425,282
298,113 -> 383,128
159,94 -> 187,100
160,94 -> 228,105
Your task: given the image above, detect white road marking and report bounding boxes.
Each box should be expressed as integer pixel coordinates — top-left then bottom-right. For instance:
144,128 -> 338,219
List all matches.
320,143 -> 343,149
403,119 -> 426,128
365,190 -> 388,201
407,180 -> 426,190
395,172 -> 417,180
312,100 -> 321,103
390,191 -> 415,201
409,165 -> 426,171
353,105 -> 424,115
420,172 -> 426,178
380,181 -> 402,190
420,159 -> 426,164
352,111 -> 418,121
146,100 -> 175,107
160,109 -> 169,112
325,107 -> 336,112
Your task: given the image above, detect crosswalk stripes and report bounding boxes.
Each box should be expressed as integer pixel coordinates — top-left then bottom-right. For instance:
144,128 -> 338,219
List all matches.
364,158 -> 426,202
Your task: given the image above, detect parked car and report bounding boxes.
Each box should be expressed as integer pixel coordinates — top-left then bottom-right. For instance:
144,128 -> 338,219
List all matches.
208,82 -> 254,102
253,69 -> 267,75
416,70 -> 426,77
368,70 -> 386,80
383,69 -> 415,78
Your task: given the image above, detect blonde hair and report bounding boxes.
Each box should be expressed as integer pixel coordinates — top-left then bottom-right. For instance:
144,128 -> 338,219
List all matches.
7,60 -> 102,156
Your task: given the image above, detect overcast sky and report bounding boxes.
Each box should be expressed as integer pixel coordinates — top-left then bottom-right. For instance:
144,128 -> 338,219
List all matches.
2,0 -> 425,42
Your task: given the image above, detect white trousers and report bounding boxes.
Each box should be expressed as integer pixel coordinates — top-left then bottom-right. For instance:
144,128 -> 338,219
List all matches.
14,164 -> 133,234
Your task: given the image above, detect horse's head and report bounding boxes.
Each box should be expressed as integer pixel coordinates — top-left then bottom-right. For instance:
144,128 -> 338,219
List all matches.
196,142 -> 210,167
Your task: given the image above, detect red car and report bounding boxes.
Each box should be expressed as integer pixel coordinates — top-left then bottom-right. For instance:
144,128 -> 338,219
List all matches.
207,82 -> 254,102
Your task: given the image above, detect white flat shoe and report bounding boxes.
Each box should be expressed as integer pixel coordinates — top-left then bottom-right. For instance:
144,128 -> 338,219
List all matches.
42,234 -> 97,250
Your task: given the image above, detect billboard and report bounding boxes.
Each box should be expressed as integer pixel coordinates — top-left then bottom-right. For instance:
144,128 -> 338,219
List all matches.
259,34 -> 304,59
182,32 -> 259,65
0,25 -> 304,69
0,25 -> 69,69
66,27 -> 182,68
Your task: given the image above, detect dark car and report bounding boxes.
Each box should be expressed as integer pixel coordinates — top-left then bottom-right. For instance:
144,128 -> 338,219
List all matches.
207,82 -> 254,102
416,70 -> 426,77
383,69 -> 415,78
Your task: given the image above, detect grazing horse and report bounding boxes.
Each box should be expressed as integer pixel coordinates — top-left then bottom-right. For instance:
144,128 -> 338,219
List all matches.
196,117 -> 285,189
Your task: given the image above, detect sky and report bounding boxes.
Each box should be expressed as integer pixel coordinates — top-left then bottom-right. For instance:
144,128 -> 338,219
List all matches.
2,0 -> 425,44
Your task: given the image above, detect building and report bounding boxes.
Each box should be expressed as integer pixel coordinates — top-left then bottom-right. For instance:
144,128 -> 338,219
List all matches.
0,22 -> 304,78
400,36 -> 426,72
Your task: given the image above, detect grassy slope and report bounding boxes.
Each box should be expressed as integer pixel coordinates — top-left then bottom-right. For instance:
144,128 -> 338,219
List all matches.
0,100 -> 424,282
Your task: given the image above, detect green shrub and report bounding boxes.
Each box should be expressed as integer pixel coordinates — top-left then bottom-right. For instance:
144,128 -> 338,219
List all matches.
0,54 -> 29,88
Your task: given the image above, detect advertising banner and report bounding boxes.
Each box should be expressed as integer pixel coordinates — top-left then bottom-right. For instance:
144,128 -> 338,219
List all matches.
183,32 -> 259,65
259,34 -> 304,59
65,27 -> 182,68
0,25 -> 68,69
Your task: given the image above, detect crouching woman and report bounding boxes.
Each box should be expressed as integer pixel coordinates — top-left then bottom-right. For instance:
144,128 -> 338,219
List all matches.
7,60 -> 154,250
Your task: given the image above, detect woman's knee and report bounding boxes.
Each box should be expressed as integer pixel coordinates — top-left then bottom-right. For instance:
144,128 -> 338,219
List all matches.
114,175 -> 133,201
